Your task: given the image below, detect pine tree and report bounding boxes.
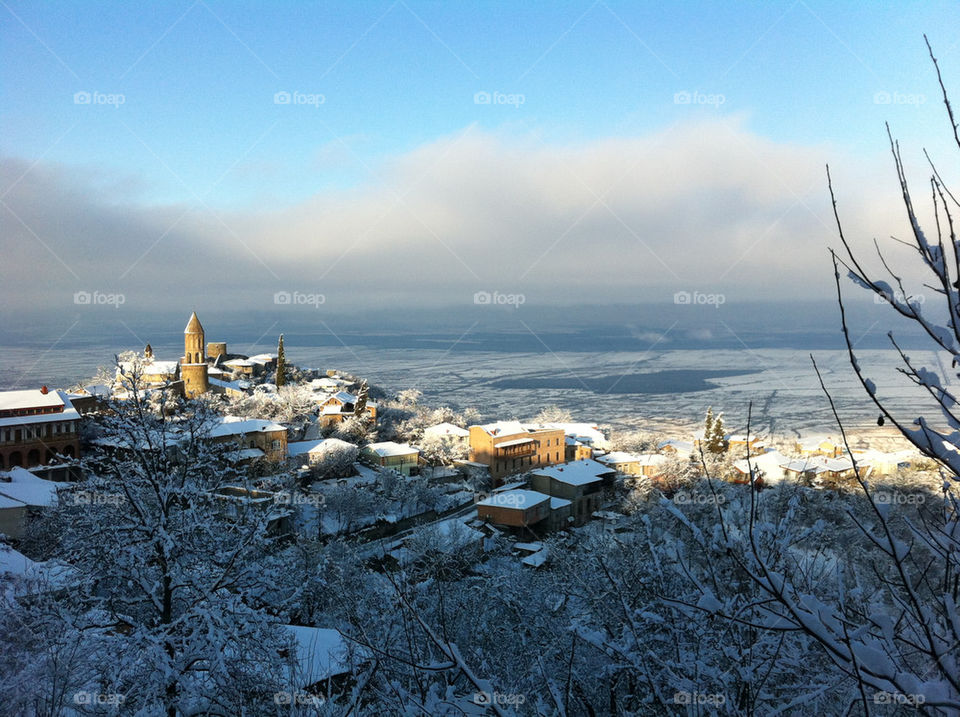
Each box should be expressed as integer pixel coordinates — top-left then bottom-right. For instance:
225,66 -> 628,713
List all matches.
707,411 -> 728,453
275,334 -> 286,387
354,379 -> 368,419
703,407 -> 714,450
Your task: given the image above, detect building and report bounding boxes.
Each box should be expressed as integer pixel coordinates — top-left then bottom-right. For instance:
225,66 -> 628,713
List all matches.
529,459 -> 616,525
468,421 -> 566,486
181,312 -> 210,398
423,422 -> 470,441
319,392 -> 378,427
209,417 -> 288,461
794,436 -> 842,458
598,451 -> 668,477
778,456 -> 859,483
476,489 -> 551,528
361,442 -> 420,476
0,388 -> 80,470
0,467 -> 64,539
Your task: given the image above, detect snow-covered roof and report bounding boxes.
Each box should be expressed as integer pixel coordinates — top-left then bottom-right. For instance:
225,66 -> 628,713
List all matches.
424,422 -> 470,438
531,459 -> 615,486
209,418 -> 285,438
364,441 -> 418,458
549,496 -> 572,509
477,489 -> 550,510
0,388 -> 67,412
0,543 -> 40,576
522,548 -> 549,568
209,377 -> 250,392
598,451 -> 668,466
0,390 -> 80,428
82,384 -> 113,397
223,359 -> 255,367
778,456 -> 853,474
144,360 -> 179,374
247,353 -> 277,363
283,625 -> 362,683
224,448 -> 265,462
0,467 -> 64,508
659,439 -> 694,453
533,422 -> 607,446
476,420 -> 529,437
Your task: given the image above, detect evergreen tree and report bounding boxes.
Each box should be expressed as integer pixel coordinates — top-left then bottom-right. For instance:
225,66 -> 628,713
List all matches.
354,379 -> 369,419
275,334 -> 286,387
703,407 -> 714,449
707,411 -> 728,453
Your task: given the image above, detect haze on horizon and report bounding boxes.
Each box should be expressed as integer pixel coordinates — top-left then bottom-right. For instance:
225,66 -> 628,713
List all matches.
2,1 -> 959,318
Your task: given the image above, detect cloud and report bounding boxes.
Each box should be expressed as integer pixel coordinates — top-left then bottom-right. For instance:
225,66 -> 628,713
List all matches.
0,118 -> 923,313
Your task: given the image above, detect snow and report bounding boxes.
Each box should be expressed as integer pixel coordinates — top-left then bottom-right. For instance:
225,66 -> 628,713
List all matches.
494,437 -> 535,448
477,489 -> 550,510
0,543 -> 39,576
209,417 -> 286,437
0,467 -> 64,507
476,420 -> 529,436
365,441 -> 418,458
424,422 -> 470,438
522,548 -> 549,567
282,625 -> 362,683
531,459 -> 615,486
0,388 -> 65,411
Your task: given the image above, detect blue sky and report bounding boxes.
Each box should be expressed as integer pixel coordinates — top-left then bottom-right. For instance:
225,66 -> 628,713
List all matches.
2,1 -> 960,312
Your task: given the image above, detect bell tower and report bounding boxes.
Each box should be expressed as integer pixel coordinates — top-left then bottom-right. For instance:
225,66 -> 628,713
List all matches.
181,312 -> 209,398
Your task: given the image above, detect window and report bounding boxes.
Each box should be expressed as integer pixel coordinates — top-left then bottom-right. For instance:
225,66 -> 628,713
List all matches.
272,440 -> 281,450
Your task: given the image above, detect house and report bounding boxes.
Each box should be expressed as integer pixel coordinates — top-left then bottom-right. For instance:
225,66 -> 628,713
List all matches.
223,358 -> 257,377
659,439 -> 695,458
209,377 -> 251,398
564,436 -> 593,462
319,392 -> 378,427
116,358 -> 181,390
209,417 -> 288,461
598,451 -> 668,477
0,467 -> 65,539
529,459 -> 616,525
849,449 -> 914,476
361,442 -> 420,476
533,422 -> 610,451
247,353 -> 278,371
726,433 -> 766,455
0,388 -> 81,471
288,438 -> 356,466
778,455 -> 859,482
794,436 -> 842,458
209,485 -> 292,535
423,422 -> 470,442
310,377 -> 352,393
281,624 -> 369,694
476,489 -> 551,528
468,421 -> 566,486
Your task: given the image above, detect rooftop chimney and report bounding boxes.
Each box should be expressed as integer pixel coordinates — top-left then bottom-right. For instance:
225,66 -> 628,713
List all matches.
40,385 -> 48,394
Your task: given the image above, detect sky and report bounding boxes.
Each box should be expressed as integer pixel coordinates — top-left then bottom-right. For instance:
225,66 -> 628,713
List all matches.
2,0 -> 960,318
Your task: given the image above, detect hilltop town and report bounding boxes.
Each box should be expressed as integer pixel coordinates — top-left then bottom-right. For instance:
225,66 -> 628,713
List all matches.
0,313 -> 945,713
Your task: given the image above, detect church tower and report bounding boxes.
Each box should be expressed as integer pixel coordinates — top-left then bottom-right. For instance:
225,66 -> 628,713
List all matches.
181,312 -> 209,398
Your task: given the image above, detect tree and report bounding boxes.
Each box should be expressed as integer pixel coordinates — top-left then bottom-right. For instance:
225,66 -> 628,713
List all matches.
2,369 -> 298,715
706,410 -> 728,453
354,379 -> 369,419
275,334 -> 286,387
533,405 -> 573,423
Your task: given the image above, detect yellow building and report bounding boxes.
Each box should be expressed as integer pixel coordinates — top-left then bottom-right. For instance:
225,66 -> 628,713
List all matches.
468,421 -> 566,486
181,312 -> 210,398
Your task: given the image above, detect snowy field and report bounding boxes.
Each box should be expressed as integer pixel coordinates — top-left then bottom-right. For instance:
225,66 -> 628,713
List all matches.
2,342 -> 952,438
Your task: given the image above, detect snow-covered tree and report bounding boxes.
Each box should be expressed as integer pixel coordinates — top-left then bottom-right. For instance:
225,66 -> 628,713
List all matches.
275,333 -> 286,387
